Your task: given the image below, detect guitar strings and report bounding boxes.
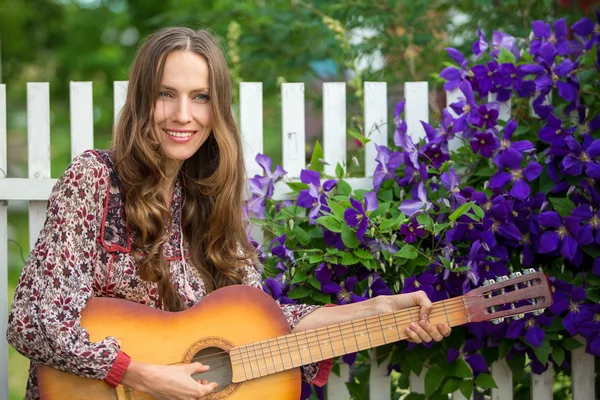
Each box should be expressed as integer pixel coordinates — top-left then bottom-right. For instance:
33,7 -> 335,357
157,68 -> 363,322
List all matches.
119,314 -> 470,400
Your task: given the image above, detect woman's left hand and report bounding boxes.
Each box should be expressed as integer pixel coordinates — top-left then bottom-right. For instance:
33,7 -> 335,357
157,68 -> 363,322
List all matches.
386,291 -> 452,344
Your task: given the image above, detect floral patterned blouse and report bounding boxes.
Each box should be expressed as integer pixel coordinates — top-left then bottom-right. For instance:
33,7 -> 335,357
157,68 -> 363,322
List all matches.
7,150 -> 331,399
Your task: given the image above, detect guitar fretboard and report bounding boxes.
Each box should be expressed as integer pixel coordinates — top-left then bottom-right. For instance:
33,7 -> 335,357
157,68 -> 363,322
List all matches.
230,297 -> 468,382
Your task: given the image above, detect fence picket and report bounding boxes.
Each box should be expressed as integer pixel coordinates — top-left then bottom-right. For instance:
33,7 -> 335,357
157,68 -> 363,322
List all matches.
327,361 -> 350,400
363,82 -> 387,178
114,81 -> 128,125
240,82 -> 263,179
27,83 -> 51,248
572,336 -> 595,400
404,81 -> 428,141
531,361 -> 552,400
369,351 -> 391,399
446,87 -> 463,152
409,369 -> 426,394
491,359 -> 513,400
323,83 -> 346,177
281,83 -> 306,178
70,82 -> 94,158
0,83 -> 8,400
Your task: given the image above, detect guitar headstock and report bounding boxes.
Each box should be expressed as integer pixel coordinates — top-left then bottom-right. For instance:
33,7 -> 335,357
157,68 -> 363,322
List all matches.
464,269 -> 553,324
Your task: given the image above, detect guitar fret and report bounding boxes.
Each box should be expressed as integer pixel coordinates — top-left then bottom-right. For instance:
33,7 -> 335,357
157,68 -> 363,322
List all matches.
377,315 -> 389,344
244,344 -> 255,379
251,342 -> 261,377
392,311 -> 403,339
304,331 -> 314,364
314,327 -> 326,360
238,347 -> 249,380
260,340 -> 270,375
364,319 -> 373,348
442,300 -> 450,326
338,323 -> 348,354
267,338 -> 279,372
350,321 -> 361,351
327,326 -> 336,357
279,336 -> 290,369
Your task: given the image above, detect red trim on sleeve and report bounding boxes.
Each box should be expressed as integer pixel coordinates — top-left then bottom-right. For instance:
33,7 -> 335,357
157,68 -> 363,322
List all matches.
104,350 -> 131,387
308,303 -> 336,386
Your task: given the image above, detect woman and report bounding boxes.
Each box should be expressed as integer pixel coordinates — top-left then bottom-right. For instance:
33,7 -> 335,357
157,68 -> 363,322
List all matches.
7,27 -> 451,400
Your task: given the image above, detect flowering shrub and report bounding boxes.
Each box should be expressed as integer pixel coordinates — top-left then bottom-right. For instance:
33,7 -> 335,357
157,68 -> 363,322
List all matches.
245,11 -> 600,400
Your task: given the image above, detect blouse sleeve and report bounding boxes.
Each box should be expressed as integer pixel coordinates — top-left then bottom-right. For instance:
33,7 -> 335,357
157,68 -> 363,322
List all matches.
6,151 -> 130,386
241,265 -> 333,387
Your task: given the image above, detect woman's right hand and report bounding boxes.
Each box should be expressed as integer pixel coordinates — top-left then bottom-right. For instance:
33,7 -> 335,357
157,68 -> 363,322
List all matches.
121,360 -> 218,400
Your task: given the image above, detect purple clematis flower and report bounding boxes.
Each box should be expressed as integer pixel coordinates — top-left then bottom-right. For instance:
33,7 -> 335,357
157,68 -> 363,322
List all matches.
256,153 -> 287,190
400,218 -> 425,243
471,130 -> 499,158
344,192 -> 378,242
402,271 -> 440,301
373,145 -> 403,192
247,176 -> 272,219
506,314 -> 553,348
271,234 -> 296,264
494,120 -> 535,169
320,276 -> 368,305
491,30 -> 520,60
471,61 -> 501,97
296,169 -> 337,224
450,80 -> 481,127
490,159 -> 542,201
562,286 -> 588,335
571,9 -> 600,50
440,47 -> 470,91
574,204 -> 600,246
399,181 -> 432,217
539,113 -> 577,144
562,135 -> 600,178
393,101 -> 408,145
447,338 -> 488,373
472,26 -> 489,59
538,211 -> 580,263
441,168 -> 467,209
531,19 -> 570,56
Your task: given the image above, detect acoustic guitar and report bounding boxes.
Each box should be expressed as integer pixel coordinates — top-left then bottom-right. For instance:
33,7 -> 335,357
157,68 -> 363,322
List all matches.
36,269 -> 552,399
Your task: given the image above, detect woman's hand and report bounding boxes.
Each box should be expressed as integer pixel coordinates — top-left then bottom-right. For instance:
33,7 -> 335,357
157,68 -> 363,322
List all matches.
122,360 -> 218,400
387,291 -> 451,344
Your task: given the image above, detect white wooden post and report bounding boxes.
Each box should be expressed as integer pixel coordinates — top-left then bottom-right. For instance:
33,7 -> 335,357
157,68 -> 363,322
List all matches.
27,83 -> 51,249
446,87 -> 462,152
364,82 -> 387,178
281,83 -> 306,179
369,351 -> 391,399
240,82 -> 263,179
490,359 -> 512,400
323,83 -> 346,177
114,81 -> 128,125
409,369 -> 426,394
572,336 -> 595,400
0,83 -> 8,400
70,82 -> 94,158
327,361 -> 351,400
488,93 -> 511,123
531,362 -> 552,400
404,82 -> 428,142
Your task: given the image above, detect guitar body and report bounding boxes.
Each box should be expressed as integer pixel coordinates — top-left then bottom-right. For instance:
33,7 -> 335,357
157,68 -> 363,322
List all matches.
37,286 -> 301,400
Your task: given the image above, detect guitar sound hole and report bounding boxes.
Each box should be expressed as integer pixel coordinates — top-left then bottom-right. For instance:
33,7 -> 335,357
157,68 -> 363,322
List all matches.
190,346 -> 232,393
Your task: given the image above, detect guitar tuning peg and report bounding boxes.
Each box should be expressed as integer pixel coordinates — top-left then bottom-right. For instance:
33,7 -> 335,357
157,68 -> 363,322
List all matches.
495,275 -> 508,282
522,268 -> 536,275
491,317 -> 505,324
483,278 -> 496,286
512,313 -> 525,320
532,308 -> 546,316
509,271 -> 522,279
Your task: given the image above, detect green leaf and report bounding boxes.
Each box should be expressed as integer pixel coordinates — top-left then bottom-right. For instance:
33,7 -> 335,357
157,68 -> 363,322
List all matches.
337,179 -> 352,196
532,338 -> 550,364
549,197 -> 576,217
397,244 -> 418,259
354,248 -> 373,260
287,286 -> 312,299
449,202 -> 472,222
309,275 -> 321,290
316,216 -> 342,233
563,337 -> 584,351
341,224 -> 360,249
441,378 -> 461,394
460,380 -> 474,400
286,181 -> 309,193
309,140 -> 324,173
293,226 -> 310,245
291,270 -> 307,284
474,167 -> 495,177
327,199 -> 346,220
553,346 -> 565,367
312,292 -> 331,304
380,219 -> 401,230
475,373 -> 498,389
309,254 -> 323,263
449,359 -> 472,378
335,163 -> 344,179
424,365 -> 447,397
472,204 -> 485,219
341,251 -> 360,265
498,47 -> 516,65
348,128 -> 371,145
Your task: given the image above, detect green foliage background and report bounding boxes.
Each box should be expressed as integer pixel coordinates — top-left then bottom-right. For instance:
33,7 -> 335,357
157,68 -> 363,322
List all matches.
1,0 -> 593,398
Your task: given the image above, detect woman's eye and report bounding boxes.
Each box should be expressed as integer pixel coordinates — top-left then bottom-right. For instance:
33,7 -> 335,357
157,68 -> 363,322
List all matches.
194,93 -> 210,102
159,91 -> 172,98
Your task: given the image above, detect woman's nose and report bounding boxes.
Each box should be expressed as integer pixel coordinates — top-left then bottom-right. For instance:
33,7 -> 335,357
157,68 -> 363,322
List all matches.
172,99 -> 192,123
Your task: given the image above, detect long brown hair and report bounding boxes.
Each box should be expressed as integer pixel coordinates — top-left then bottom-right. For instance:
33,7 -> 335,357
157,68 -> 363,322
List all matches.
112,27 -> 255,311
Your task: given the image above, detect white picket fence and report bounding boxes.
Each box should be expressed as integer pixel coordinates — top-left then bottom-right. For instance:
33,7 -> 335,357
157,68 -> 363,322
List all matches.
0,81 -> 596,400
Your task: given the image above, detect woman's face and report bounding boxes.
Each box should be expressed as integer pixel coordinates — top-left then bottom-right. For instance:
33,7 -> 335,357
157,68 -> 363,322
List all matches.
154,50 -> 212,162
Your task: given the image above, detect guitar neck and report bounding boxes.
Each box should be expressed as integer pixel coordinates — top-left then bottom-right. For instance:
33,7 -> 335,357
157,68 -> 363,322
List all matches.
230,296 -> 469,382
